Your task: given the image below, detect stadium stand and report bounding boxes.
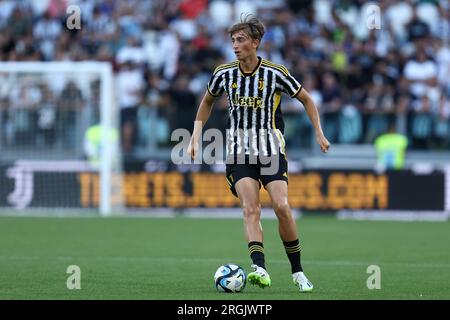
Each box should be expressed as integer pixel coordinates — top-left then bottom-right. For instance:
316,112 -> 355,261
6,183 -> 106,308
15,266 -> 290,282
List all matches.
0,0 -> 449,168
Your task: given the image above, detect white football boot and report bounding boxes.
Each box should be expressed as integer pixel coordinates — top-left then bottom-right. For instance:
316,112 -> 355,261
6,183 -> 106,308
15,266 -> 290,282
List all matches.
292,272 -> 314,293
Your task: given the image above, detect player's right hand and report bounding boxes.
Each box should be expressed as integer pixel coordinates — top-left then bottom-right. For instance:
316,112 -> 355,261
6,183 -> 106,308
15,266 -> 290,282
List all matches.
187,140 -> 199,160
316,132 -> 330,153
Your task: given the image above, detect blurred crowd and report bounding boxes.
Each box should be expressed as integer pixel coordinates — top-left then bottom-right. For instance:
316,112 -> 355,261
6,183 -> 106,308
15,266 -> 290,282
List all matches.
1,0 -> 450,155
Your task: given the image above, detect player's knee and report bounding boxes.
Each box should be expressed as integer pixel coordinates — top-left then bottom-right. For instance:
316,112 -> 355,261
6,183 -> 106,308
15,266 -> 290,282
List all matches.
242,203 -> 261,219
272,201 -> 291,219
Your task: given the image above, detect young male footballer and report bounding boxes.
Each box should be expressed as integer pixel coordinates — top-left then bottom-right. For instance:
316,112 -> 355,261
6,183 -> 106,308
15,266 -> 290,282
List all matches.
188,14 -> 330,292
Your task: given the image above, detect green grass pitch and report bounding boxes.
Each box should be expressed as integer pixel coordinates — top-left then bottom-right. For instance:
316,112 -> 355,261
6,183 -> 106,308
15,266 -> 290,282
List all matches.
0,215 -> 449,300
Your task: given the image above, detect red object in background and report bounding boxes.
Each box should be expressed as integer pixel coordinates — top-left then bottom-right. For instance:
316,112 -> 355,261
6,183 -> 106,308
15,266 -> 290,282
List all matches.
179,0 -> 207,19
192,36 -> 208,50
47,0 -> 68,18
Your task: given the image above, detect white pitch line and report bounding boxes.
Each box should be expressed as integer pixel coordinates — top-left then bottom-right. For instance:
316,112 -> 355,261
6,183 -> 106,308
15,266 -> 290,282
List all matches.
0,255 -> 449,268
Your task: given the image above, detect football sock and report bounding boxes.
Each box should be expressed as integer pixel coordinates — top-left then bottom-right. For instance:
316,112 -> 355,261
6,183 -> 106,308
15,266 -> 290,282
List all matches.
283,239 -> 303,273
248,241 -> 265,269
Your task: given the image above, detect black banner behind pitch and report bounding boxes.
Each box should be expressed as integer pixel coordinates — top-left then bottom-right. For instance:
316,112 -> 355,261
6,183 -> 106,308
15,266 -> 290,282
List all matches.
0,162 -> 445,211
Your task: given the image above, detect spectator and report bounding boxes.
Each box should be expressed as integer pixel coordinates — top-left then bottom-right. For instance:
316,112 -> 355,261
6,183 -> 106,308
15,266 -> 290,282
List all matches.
410,95 -> 433,149
167,74 -> 197,134
139,71 -> 170,149
406,4 -> 431,43
0,0 -> 16,30
12,79 -> 41,146
59,80 -> 84,149
363,83 -> 395,143
320,72 -> 342,143
435,38 -> 450,95
404,48 -> 439,102
115,60 -> 144,153
433,93 -> 450,149
33,10 -> 62,60
8,6 -> 33,38
435,3 -> 450,43
116,36 -> 146,66
36,84 -> 57,147
86,4 -> 117,45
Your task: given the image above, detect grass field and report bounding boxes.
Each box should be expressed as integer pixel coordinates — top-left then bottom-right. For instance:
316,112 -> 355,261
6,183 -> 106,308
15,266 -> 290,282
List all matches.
0,215 -> 449,300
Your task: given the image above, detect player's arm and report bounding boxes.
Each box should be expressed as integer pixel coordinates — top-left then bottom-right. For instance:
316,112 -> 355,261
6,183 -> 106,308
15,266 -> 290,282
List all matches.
295,88 -> 330,153
187,91 -> 216,160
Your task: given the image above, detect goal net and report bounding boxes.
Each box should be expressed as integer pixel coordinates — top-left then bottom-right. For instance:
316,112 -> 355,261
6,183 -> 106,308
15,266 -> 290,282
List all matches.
0,62 -> 123,216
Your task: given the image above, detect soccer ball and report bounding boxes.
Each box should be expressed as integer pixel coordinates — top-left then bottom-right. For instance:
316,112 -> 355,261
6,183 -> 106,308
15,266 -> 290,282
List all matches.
214,264 -> 246,293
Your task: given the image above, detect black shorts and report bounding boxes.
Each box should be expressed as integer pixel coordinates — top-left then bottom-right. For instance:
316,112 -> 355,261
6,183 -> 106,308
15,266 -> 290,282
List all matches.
225,153 -> 288,198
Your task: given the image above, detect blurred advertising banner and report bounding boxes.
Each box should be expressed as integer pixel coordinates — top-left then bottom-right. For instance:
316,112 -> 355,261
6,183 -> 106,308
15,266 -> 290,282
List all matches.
0,160 -> 448,217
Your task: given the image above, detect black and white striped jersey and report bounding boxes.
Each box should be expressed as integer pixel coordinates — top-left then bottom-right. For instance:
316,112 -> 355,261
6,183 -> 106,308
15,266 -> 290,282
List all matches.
207,56 -> 303,157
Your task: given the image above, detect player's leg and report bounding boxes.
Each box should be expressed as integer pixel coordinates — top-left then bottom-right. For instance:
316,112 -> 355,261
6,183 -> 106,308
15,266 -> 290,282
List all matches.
265,180 -> 298,241
260,151 -> 313,292
235,177 -> 263,244
264,180 -> 301,266
234,177 -> 271,288
265,180 -> 313,292
225,160 -> 271,288
260,154 -> 298,248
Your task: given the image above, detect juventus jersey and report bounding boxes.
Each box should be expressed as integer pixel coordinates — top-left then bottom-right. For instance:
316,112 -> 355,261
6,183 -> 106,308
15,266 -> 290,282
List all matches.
207,57 -> 303,157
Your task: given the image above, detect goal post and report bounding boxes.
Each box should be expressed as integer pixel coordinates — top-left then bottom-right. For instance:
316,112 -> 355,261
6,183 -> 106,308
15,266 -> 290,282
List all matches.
0,61 -> 123,216
99,62 -> 115,216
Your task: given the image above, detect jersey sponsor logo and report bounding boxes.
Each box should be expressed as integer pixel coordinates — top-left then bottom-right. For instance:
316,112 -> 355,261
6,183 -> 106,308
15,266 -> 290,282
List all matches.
232,93 -> 264,109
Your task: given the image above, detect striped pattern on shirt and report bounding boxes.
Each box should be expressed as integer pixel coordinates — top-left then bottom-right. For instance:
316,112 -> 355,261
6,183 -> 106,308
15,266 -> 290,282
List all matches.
207,57 -> 302,157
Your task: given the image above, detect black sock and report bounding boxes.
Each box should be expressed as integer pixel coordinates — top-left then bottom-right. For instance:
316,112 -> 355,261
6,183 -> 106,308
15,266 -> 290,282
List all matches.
283,239 -> 303,273
248,241 -> 265,269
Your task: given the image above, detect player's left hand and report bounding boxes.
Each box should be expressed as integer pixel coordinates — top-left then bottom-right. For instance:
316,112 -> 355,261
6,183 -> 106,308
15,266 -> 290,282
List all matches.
316,132 -> 330,153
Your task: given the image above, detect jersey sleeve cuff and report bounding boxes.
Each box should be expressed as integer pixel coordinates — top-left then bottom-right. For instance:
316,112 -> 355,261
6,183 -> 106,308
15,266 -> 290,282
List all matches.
207,85 -> 222,97
291,85 -> 303,98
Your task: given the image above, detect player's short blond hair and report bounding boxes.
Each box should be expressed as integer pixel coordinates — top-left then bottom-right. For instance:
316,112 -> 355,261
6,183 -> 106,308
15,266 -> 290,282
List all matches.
228,13 -> 265,48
